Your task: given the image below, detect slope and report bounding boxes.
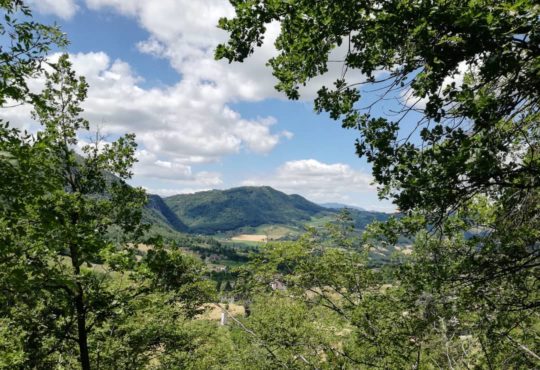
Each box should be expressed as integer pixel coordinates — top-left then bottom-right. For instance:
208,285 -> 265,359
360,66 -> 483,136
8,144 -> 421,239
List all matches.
144,194 -> 190,233
163,186 -> 328,234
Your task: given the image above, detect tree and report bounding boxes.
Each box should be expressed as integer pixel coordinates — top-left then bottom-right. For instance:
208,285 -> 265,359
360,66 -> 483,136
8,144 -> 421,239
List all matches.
224,204 -> 539,368
216,0 -> 540,218
0,0 -> 66,106
216,1 -> 540,367
0,0 -> 67,248
0,53 -> 147,368
87,243 -> 216,369
0,52 -> 220,370
0,4 -> 222,367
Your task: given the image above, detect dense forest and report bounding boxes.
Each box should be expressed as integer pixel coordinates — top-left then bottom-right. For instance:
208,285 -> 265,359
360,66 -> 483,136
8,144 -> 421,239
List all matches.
145,186 -> 389,234
1,0 -> 539,369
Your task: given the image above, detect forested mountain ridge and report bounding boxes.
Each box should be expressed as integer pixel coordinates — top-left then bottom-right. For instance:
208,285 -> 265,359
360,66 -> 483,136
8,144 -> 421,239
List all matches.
150,186 -> 389,234
162,186 -> 327,233
319,202 -> 365,211
144,194 -> 190,233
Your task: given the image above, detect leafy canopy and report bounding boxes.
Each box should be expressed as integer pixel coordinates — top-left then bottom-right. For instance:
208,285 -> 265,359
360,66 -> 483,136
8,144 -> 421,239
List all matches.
0,3 -> 217,367
0,0 -> 66,106
216,2 -> 540,368
216,0 -> 540,218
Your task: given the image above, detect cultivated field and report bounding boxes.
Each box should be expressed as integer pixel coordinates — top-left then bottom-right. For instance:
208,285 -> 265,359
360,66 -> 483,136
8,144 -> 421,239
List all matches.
231,234 -> 268,242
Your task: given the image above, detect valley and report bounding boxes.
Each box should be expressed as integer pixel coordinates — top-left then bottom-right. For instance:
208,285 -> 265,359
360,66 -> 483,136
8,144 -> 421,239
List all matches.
140,186 -> 399,269
145,185 -> 390,237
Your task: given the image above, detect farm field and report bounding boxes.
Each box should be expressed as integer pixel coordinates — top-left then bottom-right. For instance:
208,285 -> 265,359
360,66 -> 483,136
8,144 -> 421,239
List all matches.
231,234 -> 267,242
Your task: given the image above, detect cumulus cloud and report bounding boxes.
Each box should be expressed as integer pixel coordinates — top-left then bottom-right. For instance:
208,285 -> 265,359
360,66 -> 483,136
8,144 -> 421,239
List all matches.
134,150 -> 222,185
243,159 -> 378,205
1,50 -> 289,183
5,1 -> 371,194
85,0 -> 366,102
65,51 -> 287,162
28,0 -> 78,19
86,0 -> 278,101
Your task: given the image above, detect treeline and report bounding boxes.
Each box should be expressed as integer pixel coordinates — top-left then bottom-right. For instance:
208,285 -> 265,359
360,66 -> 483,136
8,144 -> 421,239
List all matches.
143,232 -> 256,264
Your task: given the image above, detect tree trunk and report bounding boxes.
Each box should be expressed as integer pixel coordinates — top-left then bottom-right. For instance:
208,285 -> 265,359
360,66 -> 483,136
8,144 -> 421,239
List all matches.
75,288 -> 91,370
70,241 -> 91,370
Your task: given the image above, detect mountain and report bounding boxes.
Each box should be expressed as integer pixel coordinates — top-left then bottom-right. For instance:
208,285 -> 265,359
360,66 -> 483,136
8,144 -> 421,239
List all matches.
163,186 -> 327,234
144,186 -> 391,235
144,194 -> 189,233
320,202 -> 366,211
347,208 -> 390,230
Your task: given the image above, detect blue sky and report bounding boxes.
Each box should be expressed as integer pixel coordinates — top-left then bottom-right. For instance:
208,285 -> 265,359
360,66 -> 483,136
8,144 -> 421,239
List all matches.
13,0 -> 413,212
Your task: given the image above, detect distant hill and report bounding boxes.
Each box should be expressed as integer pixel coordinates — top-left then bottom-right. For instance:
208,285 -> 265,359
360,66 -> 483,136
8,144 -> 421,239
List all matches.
144,194 -> 190,233
143,186 -> 391,235
319,202 -> 366,211
163,186 -> 327,234
346,208 -> 390,230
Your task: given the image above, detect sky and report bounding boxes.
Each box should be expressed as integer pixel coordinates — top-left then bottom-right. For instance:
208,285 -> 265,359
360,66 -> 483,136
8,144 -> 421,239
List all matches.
6,0 -> 408,212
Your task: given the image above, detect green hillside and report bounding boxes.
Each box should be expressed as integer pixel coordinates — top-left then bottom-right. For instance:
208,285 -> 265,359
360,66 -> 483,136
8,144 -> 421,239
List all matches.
142,186 -> 391,236
163,186 -> 329,233
144,194 -> 190,233
348,208 -> 390,230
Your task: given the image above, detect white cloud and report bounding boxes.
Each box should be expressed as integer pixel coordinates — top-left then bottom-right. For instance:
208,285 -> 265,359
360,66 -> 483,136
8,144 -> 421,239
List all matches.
86,0 -> 277,101
6,1 -> 377,198
141,157 -> 397,212
1,50 -> 286,188
28,0 -> 78,19
134,150 -> 222,185
84,0 -> 367,102
136,38 -> 165,56
243,159 -> 381,206
281,130 -> 294,140
65,51 -> 284,161
142,187 -> 214,197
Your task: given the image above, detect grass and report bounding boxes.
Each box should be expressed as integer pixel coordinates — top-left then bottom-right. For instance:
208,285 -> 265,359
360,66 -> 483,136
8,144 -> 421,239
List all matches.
231,234 -> 268,242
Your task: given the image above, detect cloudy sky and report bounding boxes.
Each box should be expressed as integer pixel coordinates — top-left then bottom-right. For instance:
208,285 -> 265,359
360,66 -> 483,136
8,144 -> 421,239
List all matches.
12,0 -> 405,212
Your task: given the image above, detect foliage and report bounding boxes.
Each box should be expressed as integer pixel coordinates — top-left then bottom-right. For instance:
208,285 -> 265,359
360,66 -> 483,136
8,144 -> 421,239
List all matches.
218,207 -> 538,368
85,243 -> 216,369
0,12 -> 218,366
0,52 -> 146,368
0,0 -> 67,106
1,1 -> 539,368
216,2 -> 540,367
216,0 -> 540,218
